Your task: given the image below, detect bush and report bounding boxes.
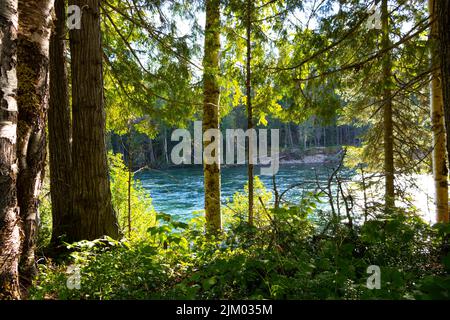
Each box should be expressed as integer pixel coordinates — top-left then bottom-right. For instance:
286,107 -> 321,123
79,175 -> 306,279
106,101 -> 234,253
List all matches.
109,152 -> 157,241
30,178 -> 450,300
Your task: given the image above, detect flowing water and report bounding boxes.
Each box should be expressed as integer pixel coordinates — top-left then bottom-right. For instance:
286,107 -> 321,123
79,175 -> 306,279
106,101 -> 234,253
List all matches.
136,163 -> 341,221
137,164 -> 436,223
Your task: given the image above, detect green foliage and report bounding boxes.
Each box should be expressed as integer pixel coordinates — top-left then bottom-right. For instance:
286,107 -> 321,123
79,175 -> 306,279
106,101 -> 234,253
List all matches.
223,176 -> 273,228
37,177 -> 52,251
30,238 -> 172,300
102,0 -> 201,135
30,181 -> 449,300
109,152 -> 157,241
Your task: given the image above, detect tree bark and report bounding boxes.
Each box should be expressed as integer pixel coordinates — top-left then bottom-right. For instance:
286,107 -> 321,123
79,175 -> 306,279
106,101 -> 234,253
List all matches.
163,127 -> 169,165
437,0 -> 450,223
148,138 -> 156,165
285,123 -> 293,148
323,127 -> 326,147
203,0 -> 222,233
246,0 -> 254,226
429,0 -> 449,223
127,127 -> 132,238
0,0 -> 21,299
49,0 -> 72,245
381,0 -> 395,209
69,0 -> 119,241
16,0 -> 54,282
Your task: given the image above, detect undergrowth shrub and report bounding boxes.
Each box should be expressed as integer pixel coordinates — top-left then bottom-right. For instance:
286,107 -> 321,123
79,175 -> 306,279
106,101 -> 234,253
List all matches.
30,178 -> 450,300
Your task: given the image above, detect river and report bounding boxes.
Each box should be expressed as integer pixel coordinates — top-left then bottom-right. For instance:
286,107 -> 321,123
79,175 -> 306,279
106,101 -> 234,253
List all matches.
136,163 -> 346,221
136,163 -> 436,223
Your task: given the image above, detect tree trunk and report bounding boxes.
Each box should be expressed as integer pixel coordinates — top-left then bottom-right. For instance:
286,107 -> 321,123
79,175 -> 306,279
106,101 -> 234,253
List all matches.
246,0 -> 254,226
49,0 -> 72,246
314,127 -> 321,147
111,133 -> 122,154
336,126 -> 340,145
16,0 -> 54,283
438,0 -> 450,223
163,127 -> 169,165
429,0 -> 449,223
69,0 -> 119,241
0,0 -> 21,299
203,0 -> 222,233
303,126 -> 308,149
127,127 -> 132,238
381,0 -> 395,209
148,138 -> 156,165
285,123 -> 293,149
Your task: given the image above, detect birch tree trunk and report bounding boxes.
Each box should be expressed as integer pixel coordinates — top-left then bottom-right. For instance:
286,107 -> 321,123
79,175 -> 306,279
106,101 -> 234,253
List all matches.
203,0 -> 222,233
429,0 -> 448,223
16,0 -> 54,282
0,0 -> 21,299
69,0 -> 119,241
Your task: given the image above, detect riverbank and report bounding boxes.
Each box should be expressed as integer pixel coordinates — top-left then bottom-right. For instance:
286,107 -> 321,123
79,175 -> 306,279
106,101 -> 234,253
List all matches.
279,146 -> 342,164
137,146 -> 344,172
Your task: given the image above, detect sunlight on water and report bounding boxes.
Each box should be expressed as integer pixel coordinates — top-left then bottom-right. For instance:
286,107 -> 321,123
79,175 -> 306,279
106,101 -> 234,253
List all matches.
398,174 -> 435,224
137,164 -> 332,221
137,165 -> 437,224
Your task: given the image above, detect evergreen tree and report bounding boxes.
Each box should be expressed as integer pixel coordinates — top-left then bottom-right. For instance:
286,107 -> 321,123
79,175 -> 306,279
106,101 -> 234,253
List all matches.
69,0 -> 119,241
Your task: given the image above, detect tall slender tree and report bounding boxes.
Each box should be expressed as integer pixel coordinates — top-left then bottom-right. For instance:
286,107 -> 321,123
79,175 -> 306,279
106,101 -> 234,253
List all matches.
69,0 -> 119,240
16,0 -> 54,281
0,0 -> 21,300
203,0 -> 222,233
438,0 -> 450,223
429,0 -> 448,223
49,0 -> 72,245
381,0 -> 395,209
245,0 -> 254,225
